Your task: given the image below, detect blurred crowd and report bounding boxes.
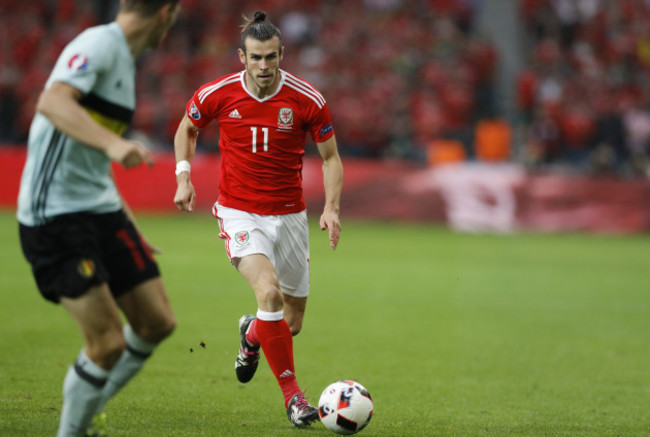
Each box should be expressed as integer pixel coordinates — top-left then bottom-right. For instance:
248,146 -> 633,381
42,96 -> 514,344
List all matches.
1,0 -> 650,178
518,0 -> 650,177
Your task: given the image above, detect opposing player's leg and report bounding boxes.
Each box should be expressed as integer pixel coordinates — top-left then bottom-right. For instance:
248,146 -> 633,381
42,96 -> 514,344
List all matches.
19,211 -> 174,436
117,277 -> 176,342
93,277 -> 176,414
58,283 -> 125,437
20,215 -> 124,436
91,210 -> 176,416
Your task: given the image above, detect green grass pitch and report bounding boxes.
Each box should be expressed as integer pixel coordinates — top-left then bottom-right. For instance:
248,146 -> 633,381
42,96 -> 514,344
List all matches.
1,209 -> 649,436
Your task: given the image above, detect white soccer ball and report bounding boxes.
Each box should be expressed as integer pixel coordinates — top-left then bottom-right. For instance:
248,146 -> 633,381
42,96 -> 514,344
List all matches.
318,380 -> 374,435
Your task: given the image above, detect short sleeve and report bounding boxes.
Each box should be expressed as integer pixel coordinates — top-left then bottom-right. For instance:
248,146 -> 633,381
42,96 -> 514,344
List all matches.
49,30 -> 114,94
185,95 -> 210,129
309,102 -> 335,143
185,89 -> 214,129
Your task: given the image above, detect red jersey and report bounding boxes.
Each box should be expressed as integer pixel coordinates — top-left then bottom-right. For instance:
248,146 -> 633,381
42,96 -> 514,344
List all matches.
186,69 -> 335,215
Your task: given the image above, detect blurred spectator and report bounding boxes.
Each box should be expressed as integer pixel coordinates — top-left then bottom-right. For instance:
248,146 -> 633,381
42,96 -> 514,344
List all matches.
524,105 -> 562,167
518,0 -> 650,177
0,0 -> 490,159
623,99 -> 650,177
7,0 -> 650,178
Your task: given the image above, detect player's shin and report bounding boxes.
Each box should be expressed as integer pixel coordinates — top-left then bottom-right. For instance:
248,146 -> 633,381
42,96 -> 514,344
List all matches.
94,324 -> 157,414
255,310 -> 302,406
57,351 -> 108,437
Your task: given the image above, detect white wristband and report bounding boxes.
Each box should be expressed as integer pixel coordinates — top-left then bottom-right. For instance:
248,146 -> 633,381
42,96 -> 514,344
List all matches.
175,160 -> 191,176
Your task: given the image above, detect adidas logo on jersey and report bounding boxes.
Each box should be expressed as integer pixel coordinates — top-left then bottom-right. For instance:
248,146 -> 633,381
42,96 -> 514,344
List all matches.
229,109 -> 242,119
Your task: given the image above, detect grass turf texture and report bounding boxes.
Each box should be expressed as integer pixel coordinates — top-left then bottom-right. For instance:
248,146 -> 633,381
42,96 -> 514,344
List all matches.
1,209 -> 649,436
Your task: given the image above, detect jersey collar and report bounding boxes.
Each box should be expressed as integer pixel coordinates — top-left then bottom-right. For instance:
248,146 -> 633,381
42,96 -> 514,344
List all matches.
239,69 -> 286,102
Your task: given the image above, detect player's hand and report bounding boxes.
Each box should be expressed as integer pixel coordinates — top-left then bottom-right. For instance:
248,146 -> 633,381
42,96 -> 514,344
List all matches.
320,208 -> 341,250
108,139 -> 154,168
174,175 -> 196,212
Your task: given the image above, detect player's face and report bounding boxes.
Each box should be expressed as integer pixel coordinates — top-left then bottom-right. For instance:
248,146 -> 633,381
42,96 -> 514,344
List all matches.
239,36 -> 283,96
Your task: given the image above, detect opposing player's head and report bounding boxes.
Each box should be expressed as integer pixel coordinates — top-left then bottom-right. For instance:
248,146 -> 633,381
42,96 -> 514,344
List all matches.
120,0 -> 181,50
238,11 -> 284,96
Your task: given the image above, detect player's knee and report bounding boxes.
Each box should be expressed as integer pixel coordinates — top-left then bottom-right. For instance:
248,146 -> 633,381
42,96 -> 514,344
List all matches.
136,315 -> 177,343
88,332 -> 127,369
257,284 -> 285,311
157,314 -> 177,340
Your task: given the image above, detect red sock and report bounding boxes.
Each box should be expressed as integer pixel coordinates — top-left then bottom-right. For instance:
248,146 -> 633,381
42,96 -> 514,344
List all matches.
245,319 -> 260,346
255,318 -> 301,407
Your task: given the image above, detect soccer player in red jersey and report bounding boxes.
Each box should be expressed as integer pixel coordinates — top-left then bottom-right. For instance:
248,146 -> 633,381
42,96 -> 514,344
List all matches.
173,11 -> 343,428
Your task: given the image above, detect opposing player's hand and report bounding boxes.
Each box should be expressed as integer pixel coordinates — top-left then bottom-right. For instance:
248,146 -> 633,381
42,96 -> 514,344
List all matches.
174,175 -> 196,212
108,139 -> 154,168
320,208 -> 341,250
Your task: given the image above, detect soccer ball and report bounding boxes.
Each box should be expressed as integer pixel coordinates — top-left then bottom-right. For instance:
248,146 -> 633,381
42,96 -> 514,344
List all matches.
318,380 -> 374,435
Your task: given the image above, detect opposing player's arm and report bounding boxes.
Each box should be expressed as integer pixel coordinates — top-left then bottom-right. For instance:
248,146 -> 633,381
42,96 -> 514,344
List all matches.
36,81 -> 153,168
317,134 -> 343,250
173,113 -> 201,212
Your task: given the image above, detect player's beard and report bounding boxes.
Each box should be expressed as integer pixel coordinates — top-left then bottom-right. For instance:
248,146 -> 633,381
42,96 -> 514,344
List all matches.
247,67 -> 279,94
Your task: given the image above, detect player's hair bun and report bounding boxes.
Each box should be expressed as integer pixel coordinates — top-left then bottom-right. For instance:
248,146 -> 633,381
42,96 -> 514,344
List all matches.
253,11 -> 266,23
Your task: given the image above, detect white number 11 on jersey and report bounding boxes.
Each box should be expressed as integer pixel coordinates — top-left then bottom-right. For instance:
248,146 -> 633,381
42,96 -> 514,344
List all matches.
250,127 -> 269,153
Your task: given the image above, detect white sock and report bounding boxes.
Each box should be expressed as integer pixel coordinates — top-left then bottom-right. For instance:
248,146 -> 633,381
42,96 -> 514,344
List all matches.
57,350 -> 108,437
94,325 -> 157,414
256,308 -> 284,321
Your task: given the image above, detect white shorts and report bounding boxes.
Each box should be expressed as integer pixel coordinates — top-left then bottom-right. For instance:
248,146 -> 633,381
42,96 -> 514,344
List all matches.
212,203 -> 310,298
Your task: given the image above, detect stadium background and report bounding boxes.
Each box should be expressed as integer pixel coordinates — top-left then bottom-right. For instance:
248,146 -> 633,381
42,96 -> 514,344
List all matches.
1,2 -> 650,436
1,0 -> 649,232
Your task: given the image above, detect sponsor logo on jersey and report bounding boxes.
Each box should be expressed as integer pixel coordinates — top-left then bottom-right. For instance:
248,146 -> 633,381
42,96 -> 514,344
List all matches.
189,101 -> 201,120
229,109 -> 242,119
278,107 -> 294,130
77,259 -> 95,278
319,123 -> 333,137
68,54 -> 89,72
234,231 -> 250,246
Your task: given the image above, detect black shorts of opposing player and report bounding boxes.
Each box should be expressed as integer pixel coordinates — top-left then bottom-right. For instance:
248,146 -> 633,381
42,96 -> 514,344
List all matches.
19,210 -> 160,303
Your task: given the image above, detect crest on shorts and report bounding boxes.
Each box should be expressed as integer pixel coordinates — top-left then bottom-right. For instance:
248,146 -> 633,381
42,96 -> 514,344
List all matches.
234,231 -> 250,246
278,107 -> 293,129
77,259 -> 95,278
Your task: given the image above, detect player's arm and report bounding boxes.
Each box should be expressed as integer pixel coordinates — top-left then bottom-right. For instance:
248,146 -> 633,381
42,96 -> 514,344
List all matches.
173,113 -> 200,212
35,81 -> 153,168
317,134 -> 343,250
